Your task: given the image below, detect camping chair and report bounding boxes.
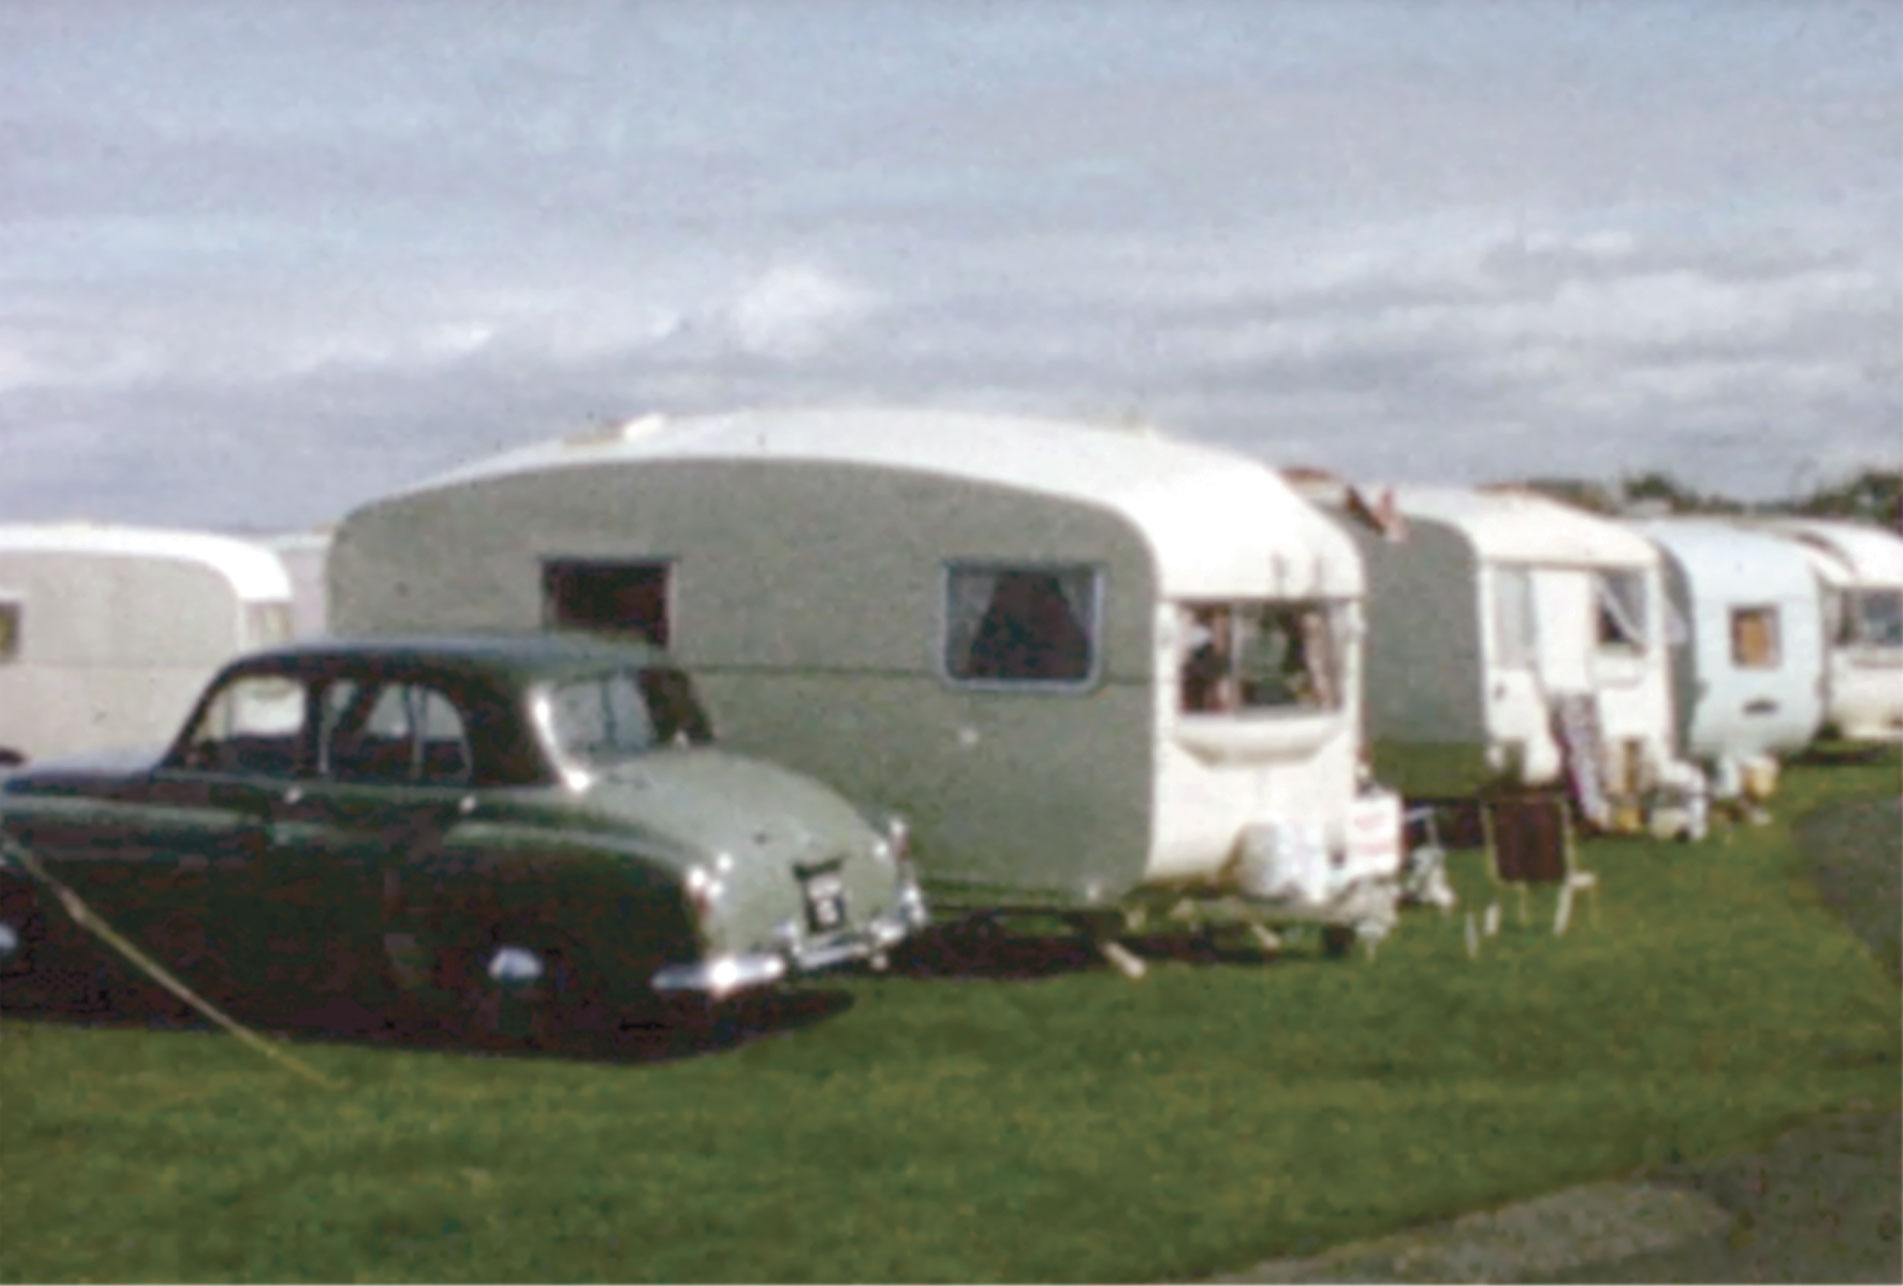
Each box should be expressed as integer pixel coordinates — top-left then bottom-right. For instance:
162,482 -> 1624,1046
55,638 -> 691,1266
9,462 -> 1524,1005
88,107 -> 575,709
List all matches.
1478,791 -> 1597,936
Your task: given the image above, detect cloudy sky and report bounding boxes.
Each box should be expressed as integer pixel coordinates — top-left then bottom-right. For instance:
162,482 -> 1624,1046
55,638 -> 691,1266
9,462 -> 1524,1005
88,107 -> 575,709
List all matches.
2,0 -> 1897,529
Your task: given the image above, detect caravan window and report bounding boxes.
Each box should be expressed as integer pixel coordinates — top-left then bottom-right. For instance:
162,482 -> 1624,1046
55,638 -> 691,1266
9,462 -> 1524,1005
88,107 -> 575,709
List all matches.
0,600 -> 17,663
543,559 -> 672,647
1594,569 -> 1649,652
1179,600 -> 1342,713
1491,568 -> 1538,669
943,565 -> 1099,686
1730,606 -> 1781,669
245,601 -> 294,647
1839,589 -> 1903,649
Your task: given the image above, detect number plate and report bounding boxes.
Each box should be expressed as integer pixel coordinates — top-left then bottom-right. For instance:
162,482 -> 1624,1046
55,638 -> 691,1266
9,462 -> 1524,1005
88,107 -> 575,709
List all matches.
803,870 -> 847,932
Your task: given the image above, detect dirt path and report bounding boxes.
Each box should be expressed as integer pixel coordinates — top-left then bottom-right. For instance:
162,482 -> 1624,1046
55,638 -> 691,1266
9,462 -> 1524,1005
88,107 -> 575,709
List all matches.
1214,792 -> 1902,1284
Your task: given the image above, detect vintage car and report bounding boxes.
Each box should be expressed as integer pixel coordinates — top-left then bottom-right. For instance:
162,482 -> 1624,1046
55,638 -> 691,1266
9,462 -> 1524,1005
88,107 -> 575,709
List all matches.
0,634 -> 928,1042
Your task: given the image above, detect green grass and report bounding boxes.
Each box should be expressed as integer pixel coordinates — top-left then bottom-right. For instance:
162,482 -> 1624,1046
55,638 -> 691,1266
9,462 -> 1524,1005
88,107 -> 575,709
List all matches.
3,754 -> 1897,1283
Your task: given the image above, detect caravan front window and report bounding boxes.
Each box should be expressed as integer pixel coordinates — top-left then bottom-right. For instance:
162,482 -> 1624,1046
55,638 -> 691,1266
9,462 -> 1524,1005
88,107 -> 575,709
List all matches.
1840,589 -> 1903,650
1180,600 -> 1342,714
943,564 -> 1098,686
1594,569 -> 1649,652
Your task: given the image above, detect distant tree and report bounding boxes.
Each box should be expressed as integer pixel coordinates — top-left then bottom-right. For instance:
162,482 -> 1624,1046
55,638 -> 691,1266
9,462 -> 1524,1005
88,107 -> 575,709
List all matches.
1499,477 -> 1621,514
1787,468 -> 1903,532
1618,470 -> 1745,515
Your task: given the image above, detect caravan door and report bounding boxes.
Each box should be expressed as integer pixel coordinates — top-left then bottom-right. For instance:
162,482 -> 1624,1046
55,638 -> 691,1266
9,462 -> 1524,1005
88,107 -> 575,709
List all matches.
1482,564 -> 1563,784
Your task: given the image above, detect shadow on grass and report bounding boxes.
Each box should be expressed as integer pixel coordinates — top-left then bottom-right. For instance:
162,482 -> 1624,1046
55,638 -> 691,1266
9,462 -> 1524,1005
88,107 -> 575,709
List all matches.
886,917 -> 1290,982
0,975 -> 858,1066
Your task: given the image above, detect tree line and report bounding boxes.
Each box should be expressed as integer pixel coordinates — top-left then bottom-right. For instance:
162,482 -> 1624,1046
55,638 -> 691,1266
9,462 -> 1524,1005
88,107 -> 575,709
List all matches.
1510,467 -> 1903,531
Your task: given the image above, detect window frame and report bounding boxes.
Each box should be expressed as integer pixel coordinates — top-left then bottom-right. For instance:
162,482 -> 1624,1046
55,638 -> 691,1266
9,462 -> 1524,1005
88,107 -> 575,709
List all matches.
939,561 -> 1105,692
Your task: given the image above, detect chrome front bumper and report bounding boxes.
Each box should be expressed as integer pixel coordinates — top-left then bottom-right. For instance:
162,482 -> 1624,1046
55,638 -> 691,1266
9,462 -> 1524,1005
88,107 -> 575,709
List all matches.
650,875 -> 931,999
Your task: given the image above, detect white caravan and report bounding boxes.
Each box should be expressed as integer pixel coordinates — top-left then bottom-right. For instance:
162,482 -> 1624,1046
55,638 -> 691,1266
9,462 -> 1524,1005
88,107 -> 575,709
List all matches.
1320,486 -> 1699,832
330,408 -> 1403,945
1758,518 -> 1903,742
259,527 -> 334,639
0,523 -> 295,765
1635,518 -> 1826,799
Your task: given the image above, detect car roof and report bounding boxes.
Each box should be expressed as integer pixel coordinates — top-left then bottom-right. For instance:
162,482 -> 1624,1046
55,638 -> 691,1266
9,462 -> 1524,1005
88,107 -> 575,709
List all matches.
229,631 -> 673,686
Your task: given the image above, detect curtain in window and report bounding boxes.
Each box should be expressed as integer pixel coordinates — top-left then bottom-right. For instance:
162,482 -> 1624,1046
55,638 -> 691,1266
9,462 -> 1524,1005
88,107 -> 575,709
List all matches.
945,566 -> 1096,683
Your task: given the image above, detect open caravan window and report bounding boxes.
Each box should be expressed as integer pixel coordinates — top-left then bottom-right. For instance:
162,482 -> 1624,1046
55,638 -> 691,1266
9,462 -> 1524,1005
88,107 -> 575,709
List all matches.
943,564 -> 1099,687
543,559 -> 672,647
1178,600 -> 1342,714
1593,568 -> 1649,653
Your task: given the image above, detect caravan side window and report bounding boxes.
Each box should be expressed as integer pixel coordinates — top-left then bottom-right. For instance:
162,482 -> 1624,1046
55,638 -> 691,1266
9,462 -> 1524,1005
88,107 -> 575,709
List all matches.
0,600 -> 18,663
943,564 -> 1099,686
1594,569 -> 1649,652
543,559 -> 672,647
1730,606 -> 1781,669
1180,600 -> 1342,714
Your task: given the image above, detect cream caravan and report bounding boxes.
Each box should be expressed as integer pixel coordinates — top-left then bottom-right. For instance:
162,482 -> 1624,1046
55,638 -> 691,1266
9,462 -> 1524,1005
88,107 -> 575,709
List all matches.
1324,487 -> 1700,831
330,409 -> 1403,948
0,523 -> 295,765
1761,518 -> 1903,743
1636,518 -> 1826,800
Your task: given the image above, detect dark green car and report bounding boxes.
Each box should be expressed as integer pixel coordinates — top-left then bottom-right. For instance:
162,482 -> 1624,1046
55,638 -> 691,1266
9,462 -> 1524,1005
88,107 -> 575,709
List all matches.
0,634 -> 927,1041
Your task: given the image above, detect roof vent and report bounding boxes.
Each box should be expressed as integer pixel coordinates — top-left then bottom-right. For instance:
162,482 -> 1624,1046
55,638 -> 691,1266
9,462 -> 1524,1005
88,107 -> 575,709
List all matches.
563,413 -> 668,449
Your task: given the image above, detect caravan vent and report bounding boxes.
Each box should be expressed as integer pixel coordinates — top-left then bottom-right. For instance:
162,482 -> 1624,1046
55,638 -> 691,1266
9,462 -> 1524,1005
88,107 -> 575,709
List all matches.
563,414 -> 669,449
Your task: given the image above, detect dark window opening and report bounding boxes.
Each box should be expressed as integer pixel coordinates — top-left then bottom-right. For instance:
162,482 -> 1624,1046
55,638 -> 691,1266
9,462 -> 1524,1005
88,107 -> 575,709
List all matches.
944,565 -> 1098,685
543,559 -> 672,647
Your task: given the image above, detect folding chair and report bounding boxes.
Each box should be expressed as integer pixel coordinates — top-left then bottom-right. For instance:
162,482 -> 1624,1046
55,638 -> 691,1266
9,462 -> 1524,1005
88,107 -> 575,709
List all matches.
1479,791 -> 1597,935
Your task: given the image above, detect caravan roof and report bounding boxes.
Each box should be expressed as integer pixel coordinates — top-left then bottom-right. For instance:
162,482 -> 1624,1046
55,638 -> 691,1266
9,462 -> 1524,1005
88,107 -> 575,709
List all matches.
1763,518 -> 1903,589
1383,487 -> 1659,567
403,407 -> 1364,598
0,522 -> 291,600
1636,518 -> 1820,603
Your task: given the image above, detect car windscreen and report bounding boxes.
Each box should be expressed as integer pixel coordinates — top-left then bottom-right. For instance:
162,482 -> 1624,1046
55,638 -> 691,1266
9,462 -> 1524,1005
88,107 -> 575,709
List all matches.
546,667 -> 713,767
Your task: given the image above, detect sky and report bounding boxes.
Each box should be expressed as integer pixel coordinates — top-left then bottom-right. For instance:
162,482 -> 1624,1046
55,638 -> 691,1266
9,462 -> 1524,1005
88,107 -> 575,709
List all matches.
1,0 -> 1898,530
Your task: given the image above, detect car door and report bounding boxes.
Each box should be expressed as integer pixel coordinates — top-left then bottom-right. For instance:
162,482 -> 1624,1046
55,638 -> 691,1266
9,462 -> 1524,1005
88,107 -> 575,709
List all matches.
73,666 -> 318,1007
260,674 -> 481,1006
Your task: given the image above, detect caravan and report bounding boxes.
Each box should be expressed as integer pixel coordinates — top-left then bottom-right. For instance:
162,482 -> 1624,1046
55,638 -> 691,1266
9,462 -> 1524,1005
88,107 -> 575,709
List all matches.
1757,518 -> 1903,743
330,408 -> 1403,947
0,523 -> 295,764
1316,486 -> 1701,833
1635,518 -> 1826,801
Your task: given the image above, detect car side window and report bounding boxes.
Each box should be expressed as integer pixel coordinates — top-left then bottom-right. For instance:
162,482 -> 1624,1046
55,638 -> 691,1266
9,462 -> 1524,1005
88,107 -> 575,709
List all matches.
181,674 -> 309,777
322,680 -> 473,786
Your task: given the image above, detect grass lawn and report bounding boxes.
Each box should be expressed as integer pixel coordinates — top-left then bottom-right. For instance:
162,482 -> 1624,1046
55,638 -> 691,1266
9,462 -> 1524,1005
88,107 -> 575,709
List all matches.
2,753 -> 1897,1283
